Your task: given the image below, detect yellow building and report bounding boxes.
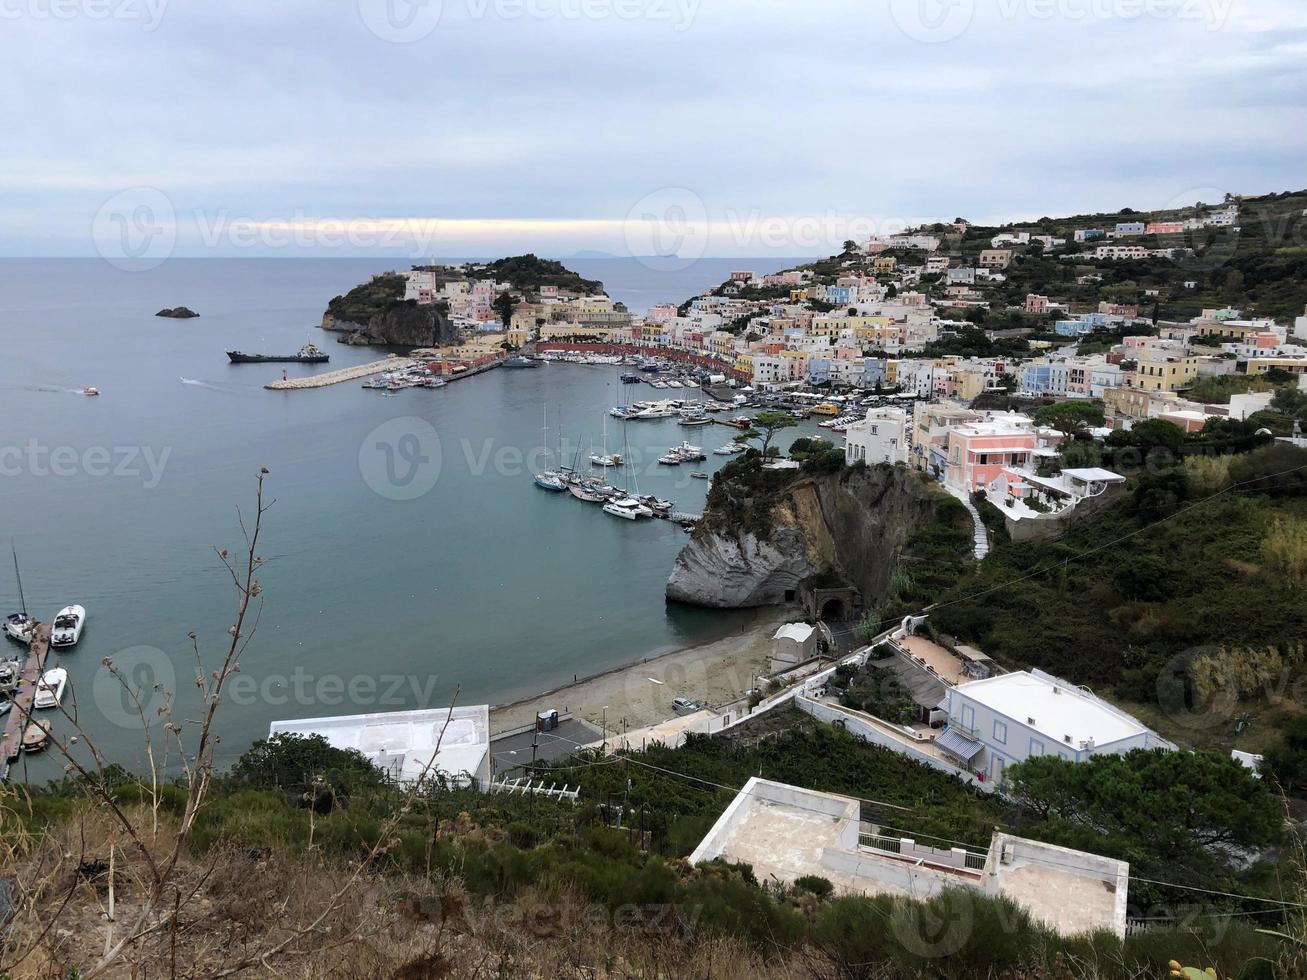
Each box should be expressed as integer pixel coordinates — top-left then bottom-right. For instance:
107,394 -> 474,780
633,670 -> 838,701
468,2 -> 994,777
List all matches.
505,327 -> 530,347
1134,352 -> 1198,392
1245,357 -> 1307,377
873,257 -> 897,274
734,352 -> 753,376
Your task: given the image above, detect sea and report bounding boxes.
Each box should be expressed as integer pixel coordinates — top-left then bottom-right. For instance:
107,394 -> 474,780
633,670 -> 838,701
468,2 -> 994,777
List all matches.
0,256 -> 815,778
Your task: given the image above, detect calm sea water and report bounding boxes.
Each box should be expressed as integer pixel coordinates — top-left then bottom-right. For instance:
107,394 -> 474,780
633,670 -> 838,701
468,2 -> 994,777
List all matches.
0,256 -> 808,776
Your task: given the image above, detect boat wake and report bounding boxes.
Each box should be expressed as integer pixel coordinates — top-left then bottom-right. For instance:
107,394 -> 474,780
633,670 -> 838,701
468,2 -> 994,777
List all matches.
179,377 -> 226,391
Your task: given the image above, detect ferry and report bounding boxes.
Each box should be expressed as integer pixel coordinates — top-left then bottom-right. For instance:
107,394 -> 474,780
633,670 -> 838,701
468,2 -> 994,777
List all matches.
811,402 -> 841,416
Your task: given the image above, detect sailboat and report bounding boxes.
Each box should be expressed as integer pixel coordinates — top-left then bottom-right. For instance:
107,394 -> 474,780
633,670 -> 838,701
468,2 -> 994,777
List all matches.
534,404 -> 568,492
590,414 -> 623,468
4,547 -> 35,644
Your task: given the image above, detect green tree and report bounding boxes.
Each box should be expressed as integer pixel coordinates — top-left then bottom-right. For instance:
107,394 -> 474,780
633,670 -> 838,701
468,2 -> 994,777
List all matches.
492,291 -> 517,327
1033,399 -> 1105,436
746,411 -> 800,457
1005,750 -> 1282,881
1263,712 -> 1307,792
232,732 -> 386,797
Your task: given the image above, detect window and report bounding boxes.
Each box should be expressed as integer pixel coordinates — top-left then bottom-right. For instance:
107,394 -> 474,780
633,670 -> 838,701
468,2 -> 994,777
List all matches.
1029,739 -> 1044,757
992,720 -> 1007,745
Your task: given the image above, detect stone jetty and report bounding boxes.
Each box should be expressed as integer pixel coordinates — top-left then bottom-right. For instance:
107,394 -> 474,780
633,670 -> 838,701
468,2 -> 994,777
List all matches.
264,356 -> 414,390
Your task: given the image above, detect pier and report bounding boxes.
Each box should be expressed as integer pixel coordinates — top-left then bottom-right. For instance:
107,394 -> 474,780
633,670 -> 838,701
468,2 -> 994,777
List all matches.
264,356 -> 414,390
0,623 -> 52,781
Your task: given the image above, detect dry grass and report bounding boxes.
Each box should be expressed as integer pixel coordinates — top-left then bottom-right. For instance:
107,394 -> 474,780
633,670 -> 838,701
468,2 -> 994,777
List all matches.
2,802 -> 809,979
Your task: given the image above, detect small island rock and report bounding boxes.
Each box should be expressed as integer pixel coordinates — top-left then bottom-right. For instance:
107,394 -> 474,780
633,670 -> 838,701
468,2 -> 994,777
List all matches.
156,307 -> 200,319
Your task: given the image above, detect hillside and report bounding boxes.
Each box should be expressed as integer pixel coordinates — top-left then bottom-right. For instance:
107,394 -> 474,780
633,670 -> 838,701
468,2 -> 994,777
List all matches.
928,443 -> 1307,753
418,253 -> 606,296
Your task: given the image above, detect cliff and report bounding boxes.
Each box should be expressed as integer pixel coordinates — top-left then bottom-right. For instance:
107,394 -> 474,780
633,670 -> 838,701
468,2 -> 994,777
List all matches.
321,272 -> 458,348
320,303 -> 457,348
666,458 -> 967,609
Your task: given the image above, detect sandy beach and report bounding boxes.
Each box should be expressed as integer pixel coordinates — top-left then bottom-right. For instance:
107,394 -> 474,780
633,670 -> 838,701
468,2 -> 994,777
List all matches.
490,607 -> 791,738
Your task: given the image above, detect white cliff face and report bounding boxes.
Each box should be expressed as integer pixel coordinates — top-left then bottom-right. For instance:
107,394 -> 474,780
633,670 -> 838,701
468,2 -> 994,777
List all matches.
666,524 -> 819,608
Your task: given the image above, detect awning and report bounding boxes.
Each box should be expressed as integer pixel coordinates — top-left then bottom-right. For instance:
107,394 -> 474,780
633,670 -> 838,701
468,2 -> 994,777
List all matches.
936,727 -> 984,761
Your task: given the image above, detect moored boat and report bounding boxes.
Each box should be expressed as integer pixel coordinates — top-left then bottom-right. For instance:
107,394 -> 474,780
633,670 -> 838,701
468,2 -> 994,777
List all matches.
50,605 -> 86,648
34,667 -> 68,710
21,717 -> 51,752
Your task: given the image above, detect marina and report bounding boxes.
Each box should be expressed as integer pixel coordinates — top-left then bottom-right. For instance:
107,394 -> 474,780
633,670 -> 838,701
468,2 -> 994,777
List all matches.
264,355 -> 415,389
0,624 -> 53,780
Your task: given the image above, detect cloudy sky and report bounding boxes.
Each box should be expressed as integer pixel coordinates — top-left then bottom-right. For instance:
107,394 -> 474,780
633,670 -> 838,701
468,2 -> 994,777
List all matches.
3,0 -> 1305,259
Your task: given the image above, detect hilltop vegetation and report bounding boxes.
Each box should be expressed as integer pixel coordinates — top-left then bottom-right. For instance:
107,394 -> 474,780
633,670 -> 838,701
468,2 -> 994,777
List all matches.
446,253 -> 605,295
324,270 -> 409,322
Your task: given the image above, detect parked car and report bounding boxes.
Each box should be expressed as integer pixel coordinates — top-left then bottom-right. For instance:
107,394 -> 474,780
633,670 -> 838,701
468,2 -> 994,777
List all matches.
672,697 -> 701,714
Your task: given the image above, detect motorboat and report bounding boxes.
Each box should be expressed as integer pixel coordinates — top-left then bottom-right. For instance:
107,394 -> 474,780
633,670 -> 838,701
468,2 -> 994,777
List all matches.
602,498 -> 650,520
633,403 -> 677,419
690,471 -> 709,480
534,472 -> 568,492
83,387 -> 101,396
674,442 -> 706,462
609,406 -> 638,420
620,373 -> 642,384
22,717 -> 51,752
589,453 -> 622,467
714,442 -> 747,455
34,667 -> 68,710
657,451 -> 684,465
636,495 -> 673,516
666,380 -> 685,388
50,605 -> 86,648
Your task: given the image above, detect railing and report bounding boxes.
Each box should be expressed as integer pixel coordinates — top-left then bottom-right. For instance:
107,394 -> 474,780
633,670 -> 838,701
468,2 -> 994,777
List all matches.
945,720 -> 981,741
964,852 -> 987,871
859,833 -> 902,853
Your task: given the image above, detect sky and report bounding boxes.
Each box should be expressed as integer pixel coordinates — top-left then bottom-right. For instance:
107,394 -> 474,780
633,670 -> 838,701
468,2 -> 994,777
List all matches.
2,0 -> 1305,261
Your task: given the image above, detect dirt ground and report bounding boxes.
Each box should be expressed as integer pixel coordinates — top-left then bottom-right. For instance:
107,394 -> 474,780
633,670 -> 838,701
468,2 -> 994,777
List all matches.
490,607 -> 792,740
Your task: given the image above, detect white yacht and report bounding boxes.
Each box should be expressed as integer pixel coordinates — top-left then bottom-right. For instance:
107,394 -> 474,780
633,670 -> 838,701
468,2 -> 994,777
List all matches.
50,605 -> 86,648
34,667 -> 68,710
714,441 -> 747,455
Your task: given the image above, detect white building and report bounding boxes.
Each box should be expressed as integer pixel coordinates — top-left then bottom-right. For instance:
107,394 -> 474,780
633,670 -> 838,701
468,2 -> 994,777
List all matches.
691,777 -> 1130,938
844,407 -> 909,466
269,705 -> 492,789
937,670 -> 1172,785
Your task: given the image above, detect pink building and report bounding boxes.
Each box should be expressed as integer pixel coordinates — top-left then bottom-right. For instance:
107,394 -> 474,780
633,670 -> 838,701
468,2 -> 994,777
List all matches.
943,417 -> 1037,493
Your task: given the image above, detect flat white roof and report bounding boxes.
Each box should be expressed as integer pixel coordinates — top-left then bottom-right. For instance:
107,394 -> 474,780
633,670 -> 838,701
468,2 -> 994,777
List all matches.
270,705 -> 489,786
774,623 -> 817,643
1060,467 -> 1126,483
953,670 -> 1150,747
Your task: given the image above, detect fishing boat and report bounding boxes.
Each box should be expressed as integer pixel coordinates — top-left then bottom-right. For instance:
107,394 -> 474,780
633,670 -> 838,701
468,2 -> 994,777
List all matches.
50,604 -> 86,648
21,717 -> 51,753
34,667 -> 68,710
5,547 -> 34,645
227,345 -> 329,364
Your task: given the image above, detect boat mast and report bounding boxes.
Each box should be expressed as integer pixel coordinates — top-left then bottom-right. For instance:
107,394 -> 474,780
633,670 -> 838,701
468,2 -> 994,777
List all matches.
12,546 -> 26,619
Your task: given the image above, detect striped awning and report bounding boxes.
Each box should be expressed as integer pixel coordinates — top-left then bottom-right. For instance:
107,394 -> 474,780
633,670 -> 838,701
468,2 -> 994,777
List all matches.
936,727 -> 984,761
